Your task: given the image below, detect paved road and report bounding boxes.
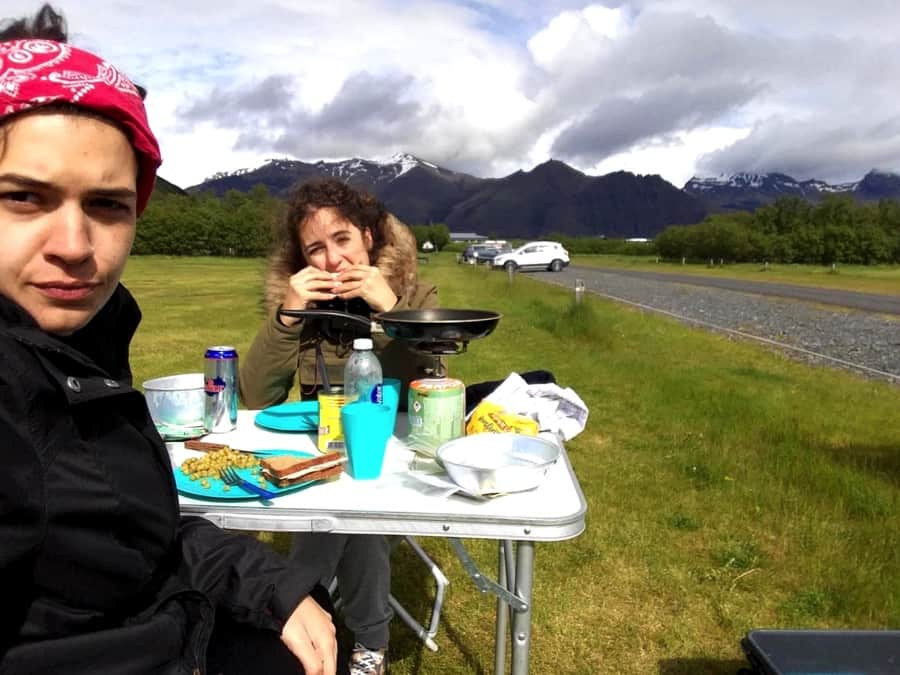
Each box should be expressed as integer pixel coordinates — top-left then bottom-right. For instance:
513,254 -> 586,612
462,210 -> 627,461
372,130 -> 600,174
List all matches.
521,264 -> 899,381
545,266 -> 900,315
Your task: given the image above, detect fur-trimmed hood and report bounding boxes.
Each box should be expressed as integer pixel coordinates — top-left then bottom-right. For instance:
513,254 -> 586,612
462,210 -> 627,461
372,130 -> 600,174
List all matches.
263,213 -> 420,313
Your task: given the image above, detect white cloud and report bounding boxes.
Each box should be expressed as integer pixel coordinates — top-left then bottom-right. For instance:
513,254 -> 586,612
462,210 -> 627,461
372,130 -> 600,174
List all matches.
527,5 -> 626,72
3,0 -> 900,188
592,126 -> 753,187
583,5 -> 626,36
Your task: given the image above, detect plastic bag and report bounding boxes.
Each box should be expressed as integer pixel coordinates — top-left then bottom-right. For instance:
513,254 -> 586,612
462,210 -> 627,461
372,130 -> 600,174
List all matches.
465,400 -> 539,436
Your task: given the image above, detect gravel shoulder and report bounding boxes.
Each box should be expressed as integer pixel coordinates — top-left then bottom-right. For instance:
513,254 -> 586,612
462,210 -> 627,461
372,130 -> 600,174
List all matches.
530,265 -> 900,383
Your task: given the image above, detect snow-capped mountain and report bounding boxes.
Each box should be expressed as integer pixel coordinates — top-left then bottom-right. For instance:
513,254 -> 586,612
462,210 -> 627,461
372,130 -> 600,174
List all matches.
188,155 -> 706,239
198,153 -> 462,192
308,152 -> 451,184
187,155 -> 900,238
190,153 -> 485,228
684,169 -> 897,211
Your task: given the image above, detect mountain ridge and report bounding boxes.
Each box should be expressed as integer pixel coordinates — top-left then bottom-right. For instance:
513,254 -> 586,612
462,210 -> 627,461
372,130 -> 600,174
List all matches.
186,155 -> 900,238
188,154 -> 706,238
683,168 -> 900,211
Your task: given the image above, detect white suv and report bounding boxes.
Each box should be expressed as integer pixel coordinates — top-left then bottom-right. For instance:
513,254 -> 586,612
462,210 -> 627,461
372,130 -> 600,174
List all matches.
492,241 -> 570,272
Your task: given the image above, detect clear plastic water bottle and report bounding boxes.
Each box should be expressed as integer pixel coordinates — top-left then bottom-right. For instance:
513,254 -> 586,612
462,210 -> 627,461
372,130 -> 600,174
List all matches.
344,338 -> 383,404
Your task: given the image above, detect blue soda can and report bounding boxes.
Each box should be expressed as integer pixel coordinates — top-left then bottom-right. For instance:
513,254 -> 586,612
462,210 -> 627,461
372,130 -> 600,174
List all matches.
204,345 -> 238,432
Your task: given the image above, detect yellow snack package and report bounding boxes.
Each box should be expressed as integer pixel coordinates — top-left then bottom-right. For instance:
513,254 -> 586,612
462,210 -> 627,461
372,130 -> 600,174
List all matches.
465,400 -> 539,436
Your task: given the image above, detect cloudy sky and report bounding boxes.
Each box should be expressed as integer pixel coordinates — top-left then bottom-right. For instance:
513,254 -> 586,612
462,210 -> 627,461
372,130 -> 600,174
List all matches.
7,1 -> 900,189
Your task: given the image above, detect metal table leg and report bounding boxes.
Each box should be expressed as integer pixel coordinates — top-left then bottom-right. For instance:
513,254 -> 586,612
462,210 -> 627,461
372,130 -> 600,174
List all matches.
494,543 -> 508,675
510,541 -> 534,675
448,538 -> 534,675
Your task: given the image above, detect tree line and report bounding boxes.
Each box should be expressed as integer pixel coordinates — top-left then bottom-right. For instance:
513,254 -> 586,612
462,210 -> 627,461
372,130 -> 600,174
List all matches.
134,186 -> 282,256
136,187 -> 900,265
654,195 -> 900,264
135,186 -> 457,256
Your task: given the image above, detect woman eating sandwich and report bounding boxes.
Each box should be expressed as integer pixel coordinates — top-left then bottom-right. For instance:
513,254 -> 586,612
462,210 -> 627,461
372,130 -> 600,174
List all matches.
240,178 -> 437,675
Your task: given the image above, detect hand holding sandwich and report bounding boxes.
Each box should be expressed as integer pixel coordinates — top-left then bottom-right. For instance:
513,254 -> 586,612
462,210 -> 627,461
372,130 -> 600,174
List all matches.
281,595 -> 338,675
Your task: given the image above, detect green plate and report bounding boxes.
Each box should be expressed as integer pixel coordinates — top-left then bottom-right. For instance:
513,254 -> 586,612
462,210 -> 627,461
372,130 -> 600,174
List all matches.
174,449 -> 318,500
156,422 -> 207,442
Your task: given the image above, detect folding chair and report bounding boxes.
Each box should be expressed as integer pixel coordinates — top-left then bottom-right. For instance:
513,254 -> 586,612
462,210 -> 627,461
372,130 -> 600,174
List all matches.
329,535 -> 449,652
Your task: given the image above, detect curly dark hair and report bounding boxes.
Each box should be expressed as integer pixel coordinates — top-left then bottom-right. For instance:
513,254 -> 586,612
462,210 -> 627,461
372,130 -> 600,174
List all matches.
0,4 -> 67,41
280,178 -> 389,270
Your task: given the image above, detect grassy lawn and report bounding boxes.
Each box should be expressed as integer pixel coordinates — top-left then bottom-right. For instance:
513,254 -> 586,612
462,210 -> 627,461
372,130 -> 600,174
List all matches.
125,254 -> 900,675
572,254 -> 900,296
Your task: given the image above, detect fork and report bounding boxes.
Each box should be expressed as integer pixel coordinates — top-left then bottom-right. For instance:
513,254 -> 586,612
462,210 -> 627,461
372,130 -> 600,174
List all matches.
220,466 -> 277,504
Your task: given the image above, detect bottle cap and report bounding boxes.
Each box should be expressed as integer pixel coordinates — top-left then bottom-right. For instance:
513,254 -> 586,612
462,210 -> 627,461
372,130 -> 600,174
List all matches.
353,338 -> 374,350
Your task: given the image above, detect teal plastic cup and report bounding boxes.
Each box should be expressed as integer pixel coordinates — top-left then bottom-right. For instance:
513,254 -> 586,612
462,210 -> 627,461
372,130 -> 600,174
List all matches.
382,378 -> 401,430
340,401 -> 393,479
382,378 -> 401,409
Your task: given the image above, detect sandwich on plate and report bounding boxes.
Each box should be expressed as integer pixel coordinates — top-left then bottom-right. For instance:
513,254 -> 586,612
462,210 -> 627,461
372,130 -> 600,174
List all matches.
260,452 -> 346,488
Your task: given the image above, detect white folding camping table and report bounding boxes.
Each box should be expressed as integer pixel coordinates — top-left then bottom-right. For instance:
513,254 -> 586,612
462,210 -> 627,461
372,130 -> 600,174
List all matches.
172,410 -> 587,675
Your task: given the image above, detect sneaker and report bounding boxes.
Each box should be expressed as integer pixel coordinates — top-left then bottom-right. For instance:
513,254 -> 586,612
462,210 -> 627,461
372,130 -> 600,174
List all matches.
350,642 -> 387,675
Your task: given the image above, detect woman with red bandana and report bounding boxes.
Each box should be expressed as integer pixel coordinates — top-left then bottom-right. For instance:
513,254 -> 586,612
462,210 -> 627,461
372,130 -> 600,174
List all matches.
0,9 -> 343,675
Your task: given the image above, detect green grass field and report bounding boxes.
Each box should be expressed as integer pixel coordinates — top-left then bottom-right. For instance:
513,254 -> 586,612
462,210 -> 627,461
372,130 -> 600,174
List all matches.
572,254 -> 900,296
124,254 -> 900,674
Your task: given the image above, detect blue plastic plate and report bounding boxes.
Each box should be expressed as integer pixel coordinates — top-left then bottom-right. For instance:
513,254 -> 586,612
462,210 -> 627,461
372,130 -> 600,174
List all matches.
174,449 -> 318,500
254,400 -> 319,433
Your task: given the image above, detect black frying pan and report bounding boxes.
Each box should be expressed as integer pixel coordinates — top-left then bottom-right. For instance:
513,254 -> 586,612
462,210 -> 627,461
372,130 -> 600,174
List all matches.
373,309 -> 501,343
277,307 -> 502,346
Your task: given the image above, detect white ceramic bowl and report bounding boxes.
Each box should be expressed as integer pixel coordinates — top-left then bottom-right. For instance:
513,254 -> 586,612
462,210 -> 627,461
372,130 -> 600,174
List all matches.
142,373 -> 206,429
436,432 -> 560,496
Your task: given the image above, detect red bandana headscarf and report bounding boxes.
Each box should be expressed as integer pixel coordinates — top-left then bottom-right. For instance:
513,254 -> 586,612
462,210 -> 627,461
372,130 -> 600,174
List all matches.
0,39 -> 162,214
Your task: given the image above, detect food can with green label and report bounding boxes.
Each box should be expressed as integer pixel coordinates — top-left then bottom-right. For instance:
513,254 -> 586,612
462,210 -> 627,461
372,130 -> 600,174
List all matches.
407,377 -> 465,455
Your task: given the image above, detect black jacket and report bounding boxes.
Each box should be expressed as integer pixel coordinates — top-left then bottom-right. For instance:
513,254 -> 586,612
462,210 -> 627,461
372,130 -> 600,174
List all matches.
0,286 -> 321,674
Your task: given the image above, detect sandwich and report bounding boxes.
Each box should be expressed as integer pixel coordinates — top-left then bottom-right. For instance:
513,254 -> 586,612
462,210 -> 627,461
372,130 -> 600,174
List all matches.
260,452 -> 346,488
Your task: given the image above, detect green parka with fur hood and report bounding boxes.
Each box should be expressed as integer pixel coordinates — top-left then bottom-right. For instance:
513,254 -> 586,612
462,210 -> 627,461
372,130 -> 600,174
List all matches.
239,214 -> 438,410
